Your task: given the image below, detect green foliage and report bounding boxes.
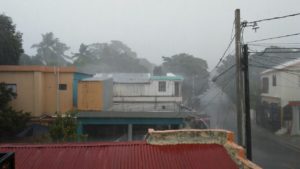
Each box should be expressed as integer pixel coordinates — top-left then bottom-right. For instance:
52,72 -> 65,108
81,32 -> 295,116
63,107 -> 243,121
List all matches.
161,53 -> 209,105
49,111 -> 85,142
31,32 -> 70,66
73,41 -> 151,74
0,83 -> 30,137
0,14 -> 23,65
19,53 -> 44,65
162,53 -> 208,76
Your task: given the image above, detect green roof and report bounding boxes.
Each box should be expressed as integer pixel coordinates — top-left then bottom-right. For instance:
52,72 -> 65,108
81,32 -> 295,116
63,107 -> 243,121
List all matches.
150,75 -> 184,81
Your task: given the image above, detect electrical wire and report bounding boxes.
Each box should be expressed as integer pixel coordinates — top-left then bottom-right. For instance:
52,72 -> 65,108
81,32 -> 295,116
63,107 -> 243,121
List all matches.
247,32 -> 300,43
212,64 -> 236,82
248,12 -> 300,24
197,73 -> 236,113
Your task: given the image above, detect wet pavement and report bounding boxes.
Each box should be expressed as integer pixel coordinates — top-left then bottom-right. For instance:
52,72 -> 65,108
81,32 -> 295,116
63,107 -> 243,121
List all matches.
199,83 -> 300,169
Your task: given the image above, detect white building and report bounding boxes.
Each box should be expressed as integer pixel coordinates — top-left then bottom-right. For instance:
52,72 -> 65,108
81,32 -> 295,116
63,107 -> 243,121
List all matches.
95,73 -> 183,112
260,58 -> 300,135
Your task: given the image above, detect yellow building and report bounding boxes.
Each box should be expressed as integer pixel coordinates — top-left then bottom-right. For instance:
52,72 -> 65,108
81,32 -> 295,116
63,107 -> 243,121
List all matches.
0,65 -> 76,117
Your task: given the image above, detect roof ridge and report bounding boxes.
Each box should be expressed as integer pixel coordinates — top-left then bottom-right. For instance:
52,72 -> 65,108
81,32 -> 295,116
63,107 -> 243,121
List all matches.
0,141 -> 146,148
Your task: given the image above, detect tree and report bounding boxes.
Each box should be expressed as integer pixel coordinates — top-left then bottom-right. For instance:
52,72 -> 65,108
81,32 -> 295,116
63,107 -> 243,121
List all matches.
0,83 -> 30,137
73,41 -> 151,73
0,14 -> 23,65
153,66 -> 164,75
31,32 -> 70,66
161,53 -> 209,106
19,53 -> 43,65
49,111 -> 86,142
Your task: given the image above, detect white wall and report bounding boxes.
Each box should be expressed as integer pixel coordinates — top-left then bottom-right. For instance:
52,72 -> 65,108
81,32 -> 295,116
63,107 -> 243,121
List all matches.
261,71 -> 300,107
113,80 -> 181,97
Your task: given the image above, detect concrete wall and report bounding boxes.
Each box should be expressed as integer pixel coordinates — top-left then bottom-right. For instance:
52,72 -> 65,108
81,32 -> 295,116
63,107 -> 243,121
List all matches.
113,80 -> 181,97
0,72 -> 36,114
102,79 -> 113,110
261,71 -> 300,107
44,72 -> 73,114
0,70 -> 74,116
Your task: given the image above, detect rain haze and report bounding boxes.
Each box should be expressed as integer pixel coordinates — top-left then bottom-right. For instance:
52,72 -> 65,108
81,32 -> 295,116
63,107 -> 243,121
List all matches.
2,1 -> 300,169
1,0 -> 300,68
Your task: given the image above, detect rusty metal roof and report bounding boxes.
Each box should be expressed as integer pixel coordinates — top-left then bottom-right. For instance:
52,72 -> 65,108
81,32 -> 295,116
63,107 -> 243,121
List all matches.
0,141 -> 239,169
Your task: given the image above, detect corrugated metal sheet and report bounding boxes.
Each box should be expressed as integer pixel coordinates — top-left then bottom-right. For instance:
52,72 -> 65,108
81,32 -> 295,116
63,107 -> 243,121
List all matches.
95,73 -> 151,83
0,141 -> 238,169
151,75 -> 184,81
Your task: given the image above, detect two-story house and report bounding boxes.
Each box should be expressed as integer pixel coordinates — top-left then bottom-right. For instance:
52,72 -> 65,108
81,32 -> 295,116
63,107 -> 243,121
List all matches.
260,58 -> 300,135
95,73 -> 183,112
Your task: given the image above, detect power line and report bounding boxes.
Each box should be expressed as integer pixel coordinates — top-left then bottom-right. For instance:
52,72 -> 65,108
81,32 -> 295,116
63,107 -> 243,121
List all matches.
198,73 -> 236,113
213,19 -> 237,70
248,42 -> 300,46
212,64 -> 236,82
248,12 -> 300,24
247,32 -> 300,43
215,33 -> 236,69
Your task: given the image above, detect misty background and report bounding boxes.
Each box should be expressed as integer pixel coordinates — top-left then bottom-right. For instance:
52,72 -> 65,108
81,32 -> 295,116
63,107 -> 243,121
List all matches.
1,0 -> 300,69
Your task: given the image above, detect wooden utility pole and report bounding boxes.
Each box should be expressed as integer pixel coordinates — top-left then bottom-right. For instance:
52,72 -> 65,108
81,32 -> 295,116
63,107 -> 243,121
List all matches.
243,44 -> 252,160
235,9 -> 244,146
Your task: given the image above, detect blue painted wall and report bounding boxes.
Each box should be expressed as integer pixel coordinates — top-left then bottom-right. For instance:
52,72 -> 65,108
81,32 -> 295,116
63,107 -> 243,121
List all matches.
73,72 -> 92,107
77,117 -> 184,135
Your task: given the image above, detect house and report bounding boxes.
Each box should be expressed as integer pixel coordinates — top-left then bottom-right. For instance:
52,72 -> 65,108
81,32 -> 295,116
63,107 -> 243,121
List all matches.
75,73 -> 187,141
0,65 -> 91,117
0,129 -> 261,169
259,58 -> 300,135
95,73 -> 183,112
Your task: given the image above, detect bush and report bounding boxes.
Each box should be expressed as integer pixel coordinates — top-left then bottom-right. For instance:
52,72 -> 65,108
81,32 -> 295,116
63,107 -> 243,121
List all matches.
0,83 -> 30,137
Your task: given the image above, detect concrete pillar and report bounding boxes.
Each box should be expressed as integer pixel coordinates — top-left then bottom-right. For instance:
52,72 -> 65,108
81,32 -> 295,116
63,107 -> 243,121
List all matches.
128,124 -> 133,141
77,122 -> 83,135
291,106 -> 300,135
33,72 -> 44,116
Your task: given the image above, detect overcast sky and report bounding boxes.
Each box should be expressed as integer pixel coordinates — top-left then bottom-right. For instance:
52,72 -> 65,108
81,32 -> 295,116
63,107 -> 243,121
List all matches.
1,0 -> 300,69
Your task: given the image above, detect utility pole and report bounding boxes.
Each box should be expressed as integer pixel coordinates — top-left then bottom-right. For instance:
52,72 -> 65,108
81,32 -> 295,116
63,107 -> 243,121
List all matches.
235,9 -> 244,146
243,44 -> 252,160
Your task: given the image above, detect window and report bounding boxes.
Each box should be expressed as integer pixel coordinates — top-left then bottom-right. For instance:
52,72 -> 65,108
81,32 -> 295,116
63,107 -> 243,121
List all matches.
272,75 -> 276,86
158,81 -> 166,92
175,82 -> 179,96
262,77 -> 269,93
59,84 -> 67,90
5,84 -> 17,93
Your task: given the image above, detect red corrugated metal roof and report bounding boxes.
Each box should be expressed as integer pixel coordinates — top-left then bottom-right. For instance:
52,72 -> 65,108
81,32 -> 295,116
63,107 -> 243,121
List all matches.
0,141 -> 238,169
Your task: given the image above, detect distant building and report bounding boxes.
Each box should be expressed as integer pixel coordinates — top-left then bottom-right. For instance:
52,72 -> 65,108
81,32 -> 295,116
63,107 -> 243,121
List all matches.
77,73 -> 186,141
259,59 -> 300,135
95,73 -> 183,112
0,129 -> 262,169
0,65 -> 91,117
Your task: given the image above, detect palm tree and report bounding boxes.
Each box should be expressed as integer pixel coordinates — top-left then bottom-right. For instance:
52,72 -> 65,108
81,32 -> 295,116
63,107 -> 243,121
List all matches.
31,32 -> 69,66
